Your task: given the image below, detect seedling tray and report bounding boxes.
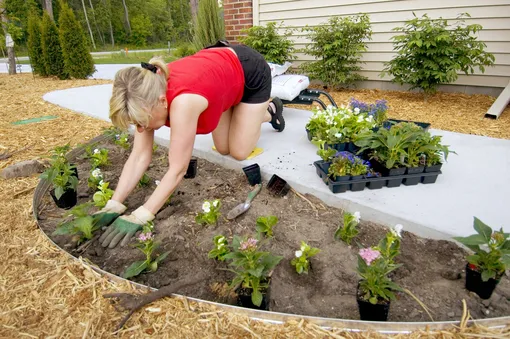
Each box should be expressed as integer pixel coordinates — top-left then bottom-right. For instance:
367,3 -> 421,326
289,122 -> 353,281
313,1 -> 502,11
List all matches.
313,160 -> 441,194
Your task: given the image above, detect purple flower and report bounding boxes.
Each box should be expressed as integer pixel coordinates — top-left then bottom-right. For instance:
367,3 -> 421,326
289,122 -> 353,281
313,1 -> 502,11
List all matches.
138,232 -> 153,242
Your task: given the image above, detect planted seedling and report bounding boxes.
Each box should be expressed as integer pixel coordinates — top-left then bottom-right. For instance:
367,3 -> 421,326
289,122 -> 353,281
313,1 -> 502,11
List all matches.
138,173 -> 151,187
52,202 -> 99,244
256,215 -> 278,237
195,199 -> 221,226
208,235 -> 230,261
334,211 -> 361,245
90,148 -> 109,169
88,168 -> 103,190
93,181 -> 114,208
291,241 -> 321,274
123,221 -> 170,279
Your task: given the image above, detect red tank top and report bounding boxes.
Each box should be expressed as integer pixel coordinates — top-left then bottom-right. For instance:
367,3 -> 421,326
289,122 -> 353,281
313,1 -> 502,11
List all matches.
165,48 -> 244,134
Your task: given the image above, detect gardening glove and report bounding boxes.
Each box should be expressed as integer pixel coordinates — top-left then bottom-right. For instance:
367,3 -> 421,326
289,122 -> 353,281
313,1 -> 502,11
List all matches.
92,199 -> 127,228
99,205 -> 155,249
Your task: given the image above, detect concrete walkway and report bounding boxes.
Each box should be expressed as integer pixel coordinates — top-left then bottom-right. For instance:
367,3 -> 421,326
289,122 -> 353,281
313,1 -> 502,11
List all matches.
41,80 -> 510,240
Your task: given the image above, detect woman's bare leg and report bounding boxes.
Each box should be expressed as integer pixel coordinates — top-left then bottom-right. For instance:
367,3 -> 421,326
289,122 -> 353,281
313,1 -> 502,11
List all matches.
228,101 -> 271,160
211,107 -> 233,155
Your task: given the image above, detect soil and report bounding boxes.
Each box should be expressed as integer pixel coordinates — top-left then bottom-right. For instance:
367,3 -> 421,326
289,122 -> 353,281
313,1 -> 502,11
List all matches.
37,135 -> 510,323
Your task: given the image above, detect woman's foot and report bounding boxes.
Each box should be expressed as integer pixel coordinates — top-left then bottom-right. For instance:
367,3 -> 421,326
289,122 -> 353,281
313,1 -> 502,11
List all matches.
268,97 -> 285,132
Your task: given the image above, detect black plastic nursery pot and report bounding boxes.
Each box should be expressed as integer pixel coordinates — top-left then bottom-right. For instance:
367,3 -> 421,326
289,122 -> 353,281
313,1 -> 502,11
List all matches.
371,160 -> 406,177
406,166 -> 425,175
306,128 -> 313,141
356,285 -> 390,321
184,158 -> 197,179
236,286 -> 270,311
242,163 -> 262,186
465,264 -> 501,300
425,163 -> 443,173
50,188 -> 78,209
70,164 -> 79,179
383,119 -> 431,131
267,174 -> 291,197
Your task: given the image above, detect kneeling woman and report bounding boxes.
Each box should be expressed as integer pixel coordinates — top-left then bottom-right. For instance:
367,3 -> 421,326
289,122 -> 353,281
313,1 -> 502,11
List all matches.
96,43 -> 284,249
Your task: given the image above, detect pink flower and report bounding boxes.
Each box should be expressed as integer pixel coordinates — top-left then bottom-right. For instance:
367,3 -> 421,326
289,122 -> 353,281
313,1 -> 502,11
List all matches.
239,238 -> 258,251
359,248 -> 380,265
138,232 -> 153,242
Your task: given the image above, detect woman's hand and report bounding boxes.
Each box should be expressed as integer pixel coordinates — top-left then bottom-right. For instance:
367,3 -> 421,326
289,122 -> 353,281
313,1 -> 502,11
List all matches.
99,206 -> 155,248
92,199 -> 127,228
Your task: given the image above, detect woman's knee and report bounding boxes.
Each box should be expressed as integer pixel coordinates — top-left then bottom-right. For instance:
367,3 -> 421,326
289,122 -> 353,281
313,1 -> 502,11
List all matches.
229,147 -> 251,161
215,145 -> 230,156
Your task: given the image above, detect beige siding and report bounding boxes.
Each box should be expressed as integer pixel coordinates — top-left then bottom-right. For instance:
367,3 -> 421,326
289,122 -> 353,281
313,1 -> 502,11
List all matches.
255,0 -> 510,88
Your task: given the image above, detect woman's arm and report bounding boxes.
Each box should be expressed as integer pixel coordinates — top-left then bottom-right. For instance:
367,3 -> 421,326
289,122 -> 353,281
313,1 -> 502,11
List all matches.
111,128 -> 154,204
142,94 -> 208,215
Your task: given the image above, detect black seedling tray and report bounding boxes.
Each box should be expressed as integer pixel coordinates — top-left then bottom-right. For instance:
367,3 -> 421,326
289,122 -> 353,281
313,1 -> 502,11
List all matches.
313,160 -> 441,194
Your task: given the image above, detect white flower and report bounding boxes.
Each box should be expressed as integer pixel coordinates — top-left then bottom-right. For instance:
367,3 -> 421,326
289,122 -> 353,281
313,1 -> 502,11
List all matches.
155,180 -> 161,186
300,244 -> 306,251
98,180 -> 104,186
353,211 -> 361,223
91,168 -> 102,178
335,132 -> 342,138
366,115 -> 374,122
357,115 -> 364,123
354,107 -> 360,114
295,250 -> 303,258
393,224 -> 403,238
213,200 -> 219,207
93,148 -> 100,154
202,201 -> 211,213
218,236 -> 225,243
218,243 -> 224,249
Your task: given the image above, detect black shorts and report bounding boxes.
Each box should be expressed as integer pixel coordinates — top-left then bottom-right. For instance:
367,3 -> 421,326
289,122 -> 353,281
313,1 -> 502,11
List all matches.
205,41 -> 272,104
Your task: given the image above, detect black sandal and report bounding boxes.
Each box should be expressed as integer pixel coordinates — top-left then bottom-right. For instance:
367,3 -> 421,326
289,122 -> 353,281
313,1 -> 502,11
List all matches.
268,97 -> 285,132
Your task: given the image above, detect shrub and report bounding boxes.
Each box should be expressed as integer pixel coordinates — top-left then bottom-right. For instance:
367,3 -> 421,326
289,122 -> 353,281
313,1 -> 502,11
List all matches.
382,13 -> 495,95
41,11 -> 68,79
27,12 -> 46,76
239,22 -> 296,64
173,42 -> 197,58
58,1 -> 95,79
192,0 -> 224,50
300,14 -> 372,89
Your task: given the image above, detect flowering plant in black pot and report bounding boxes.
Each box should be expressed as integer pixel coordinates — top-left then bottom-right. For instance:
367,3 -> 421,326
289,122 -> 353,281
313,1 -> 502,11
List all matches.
327,151 -> 369,181
453,217 -> 509,299
223,235 -> 283,309
40,144 -> 78,209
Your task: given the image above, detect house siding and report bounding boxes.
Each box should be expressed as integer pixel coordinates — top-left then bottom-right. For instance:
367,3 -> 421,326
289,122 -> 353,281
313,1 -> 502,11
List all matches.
254,0 -> 510,90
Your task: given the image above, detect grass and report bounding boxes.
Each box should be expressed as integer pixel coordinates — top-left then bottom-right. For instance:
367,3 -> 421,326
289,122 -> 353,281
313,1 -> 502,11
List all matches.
16,50 -> 177,65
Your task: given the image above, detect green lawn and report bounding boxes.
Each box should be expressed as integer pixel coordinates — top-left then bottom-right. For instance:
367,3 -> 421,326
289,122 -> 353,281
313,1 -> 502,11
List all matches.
17,50 -> 177,65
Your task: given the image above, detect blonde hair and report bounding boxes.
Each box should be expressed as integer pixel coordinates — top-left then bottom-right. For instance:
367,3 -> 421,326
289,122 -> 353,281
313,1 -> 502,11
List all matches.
109,57 -> 170,129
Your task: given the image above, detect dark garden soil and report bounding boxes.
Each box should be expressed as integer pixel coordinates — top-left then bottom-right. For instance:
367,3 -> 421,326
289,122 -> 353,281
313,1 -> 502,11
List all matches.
37,136 -> 510,322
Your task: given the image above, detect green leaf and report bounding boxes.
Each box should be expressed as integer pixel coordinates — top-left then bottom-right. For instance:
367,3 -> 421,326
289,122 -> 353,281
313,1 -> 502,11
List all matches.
481,269 -> 495,282
123,260 -> 149,279
247,266 -> 264,278
251,289 -> 263,307
501,254 -> 510,268
473,217 -> 492,242
260,255 -> 284,272
53,221 -> 75,236
154,251 -> 170,264
453,234 -> 486,246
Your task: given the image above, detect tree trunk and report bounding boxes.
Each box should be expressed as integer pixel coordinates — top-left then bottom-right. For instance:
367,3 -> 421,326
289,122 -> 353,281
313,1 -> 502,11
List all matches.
88,0 -> 105,46
1,1 -> 16,74
190,0 -> 198,19
121,0 -> 131,34
101,0 -> 115,47
81,0 -> 96,49
44,0 -> 53,21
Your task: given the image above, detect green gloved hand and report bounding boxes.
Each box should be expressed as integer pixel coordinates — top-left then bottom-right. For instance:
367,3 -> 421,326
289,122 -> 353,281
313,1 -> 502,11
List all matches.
99,206 -> 155,248
92,199 -> 127,228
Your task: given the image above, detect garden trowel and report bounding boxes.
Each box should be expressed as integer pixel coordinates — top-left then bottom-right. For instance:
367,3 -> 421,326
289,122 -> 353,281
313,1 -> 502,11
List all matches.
226,183 -> 262,220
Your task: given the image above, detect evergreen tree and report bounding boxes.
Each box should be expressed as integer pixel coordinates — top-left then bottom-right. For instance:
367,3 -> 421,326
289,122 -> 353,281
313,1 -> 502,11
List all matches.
41,11 -> 68,79
26,11 -> 46,76
192,0 -> 224,50
58,1 -> 95,79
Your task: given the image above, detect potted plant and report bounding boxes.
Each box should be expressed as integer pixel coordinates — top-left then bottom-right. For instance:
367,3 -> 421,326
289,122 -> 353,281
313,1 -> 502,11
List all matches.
40,146 -> 79,209
355,122 -> 424,177
453,217 -> 509,299
356,247 -> 402,321
349,98 -> 388,126
328,151 -> 369,181
223,235 -> 283,310
422,134 -> 454,173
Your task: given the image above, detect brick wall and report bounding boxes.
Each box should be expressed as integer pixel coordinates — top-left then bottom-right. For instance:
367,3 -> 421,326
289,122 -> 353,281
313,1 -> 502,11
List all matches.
223,0 -> 253,43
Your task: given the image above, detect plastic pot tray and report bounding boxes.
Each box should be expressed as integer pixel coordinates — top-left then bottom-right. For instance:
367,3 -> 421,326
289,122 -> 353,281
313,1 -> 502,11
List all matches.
314,160 -> 441,194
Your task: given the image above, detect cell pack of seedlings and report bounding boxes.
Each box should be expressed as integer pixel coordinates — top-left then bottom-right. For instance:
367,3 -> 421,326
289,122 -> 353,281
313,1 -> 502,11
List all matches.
306,100 -> 453,194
